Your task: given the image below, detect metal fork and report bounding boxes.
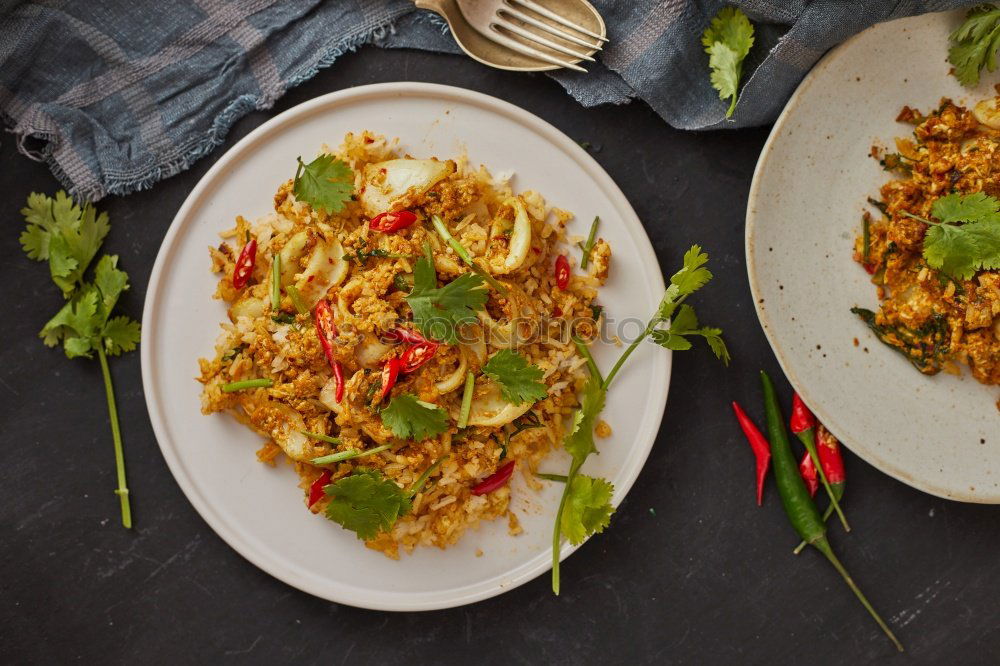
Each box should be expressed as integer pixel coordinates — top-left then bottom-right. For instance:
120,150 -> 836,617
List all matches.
456,0 -> 606,73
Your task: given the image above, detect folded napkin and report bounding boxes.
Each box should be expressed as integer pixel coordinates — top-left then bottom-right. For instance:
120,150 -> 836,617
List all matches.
0,0 -> 977,200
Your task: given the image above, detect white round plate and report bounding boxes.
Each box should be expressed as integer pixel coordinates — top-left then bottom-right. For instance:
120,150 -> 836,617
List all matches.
141,83 -> 670,610
748,11 -> 1000,503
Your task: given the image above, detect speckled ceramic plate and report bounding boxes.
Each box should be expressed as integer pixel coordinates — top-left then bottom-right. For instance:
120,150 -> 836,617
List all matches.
748,11 -> 1000,503
141,83 -> 670,610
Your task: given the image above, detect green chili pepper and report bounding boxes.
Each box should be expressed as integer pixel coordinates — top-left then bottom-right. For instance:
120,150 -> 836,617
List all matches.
760,371 -> 903,652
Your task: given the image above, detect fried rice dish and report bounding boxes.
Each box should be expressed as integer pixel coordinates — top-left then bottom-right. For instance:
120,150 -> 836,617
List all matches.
198,131 -> 611,558
854,99 -> 1000,385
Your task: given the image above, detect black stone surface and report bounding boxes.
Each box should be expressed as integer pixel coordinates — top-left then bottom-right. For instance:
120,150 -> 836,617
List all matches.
3,47 -> 998,665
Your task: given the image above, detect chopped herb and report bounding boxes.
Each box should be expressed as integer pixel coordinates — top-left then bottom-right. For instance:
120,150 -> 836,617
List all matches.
862,213 -> 872,264
222,378 -> 274,392
430,215 -> 509,295
292,154 -> 354,214
482,349 -> 548,405
301,430 -> 341,445
311,444 -> 390,465
323,469 -> 411,540
270,253 -> 281,310
536,473 -> 569,483
405,245 -> 488,344
579,216 -> 600,269
393,272 -> 414,293
590,304 -> 603,321
286,284 -> 309,314
457,371 -> 474,428
380,393 -> 449,440
904,192 -> 1000,280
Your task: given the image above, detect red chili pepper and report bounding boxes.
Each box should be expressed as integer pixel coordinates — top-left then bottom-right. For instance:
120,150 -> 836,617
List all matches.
554,254 -> 570,290
314,300 -> 344,402
471,460 -> 515,495
232,238 -> 257,289
863,263 -> 876,275
308,469 -> 333,507
400,341 -> 438,374
789,392 -> 817,434
732,401 -> 771,506
370,210 -> 417,233
380,357 -> 401,401
817,425 -> 846,485
799,451 -> 819,497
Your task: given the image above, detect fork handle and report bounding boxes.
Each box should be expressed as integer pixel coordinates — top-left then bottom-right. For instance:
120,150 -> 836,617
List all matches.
413,0 -> 446,10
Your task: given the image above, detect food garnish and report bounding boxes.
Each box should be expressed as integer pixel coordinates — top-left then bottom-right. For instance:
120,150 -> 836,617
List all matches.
471,460 -> 516,495
314,299 -> 344,402
481,349 -> 548,405
293,154 -> 354,213
379,393 -> 449,440
370,210 -> 417,233
903,192 -> 1000,280
20,191 -> 141,528
759,371 -> 903,651
578,216 -> 600,269
554,254 -> 570,290
948,4 -> 1000,86
731,401 -> 770,505
789,393 -> 850,532
404,244 -> 488,344
547,246 -> 730,594
232,236 -> 257,289
701,7 -> 755,119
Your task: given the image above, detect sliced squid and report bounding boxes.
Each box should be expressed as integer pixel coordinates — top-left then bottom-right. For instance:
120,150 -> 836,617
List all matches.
359,159 -> 454,217
486,197 -> 532,275
974,98 -> 1000,129
434,349 -> 468,394
268,403 -> 311,461
293,238 -> 348,308
355,334 -> 394,369
229,295 -> 266,321
278,231 -> 310,286
466,380 -> 534,427
319,377 -> 345,414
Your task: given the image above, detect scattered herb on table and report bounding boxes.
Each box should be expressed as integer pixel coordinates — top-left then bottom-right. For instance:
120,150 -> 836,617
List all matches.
19,191 -> 141,528
701,7 -> 755,118
759,371 -> 903,651
948,4 -> 1000,86
901,191 -> 1000,280
543,246 -> 730,594
292,154 -> 354,213
482,349 -> 548,404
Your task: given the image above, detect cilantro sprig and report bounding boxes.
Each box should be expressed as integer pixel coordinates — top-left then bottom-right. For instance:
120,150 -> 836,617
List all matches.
948,5 -> 1000,87
380,393 -> 450,440
292,154 -> 354,214
548,246 -> 728,594
902,192 -> 1000,280
405,245 -> 488,344
20,192 -> 140,528
482,349 -> 548,405
701,7 -> 755,119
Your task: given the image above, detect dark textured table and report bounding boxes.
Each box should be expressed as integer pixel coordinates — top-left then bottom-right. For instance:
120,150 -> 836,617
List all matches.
4,48 -> 999,665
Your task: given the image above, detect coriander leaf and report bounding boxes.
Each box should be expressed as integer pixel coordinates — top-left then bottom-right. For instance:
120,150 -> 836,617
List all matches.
931,191 -> 1000,223
560,474 -> 614,546
94,254 -> 129,315
701,7 -> 754,118
380,393 -> 449,440
292,154 -> 354,214
923,223 -> 983,280
103,316 -> 142,356
670,245 -> 713,296
651,303 -> 731,364
482,349 -> 548,405
563,374 -> 606,464
19,190 -> 80,261
19,223 -> 51,262
948,5 -> 1000,86
39,287 -> 101,356
405,253 -> 487,344
651,329 -> 693,351
323,469 -> 412,540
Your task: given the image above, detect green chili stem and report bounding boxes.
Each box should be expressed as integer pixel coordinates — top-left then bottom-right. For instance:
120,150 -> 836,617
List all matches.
409,454 -> 449,496
572,335 -> 603,385
796,429 -> 850,532
551,457 -> 583,595
813,537 -> 904,652
580,216 -> 600,269
536,473 -> 568,483
301,430 -> 341,445
270,253 -> 281,310
286,284 -> 308,314
430,215 -> 509,295
222,378 -> 273,392
311,444 -> 389,465
457,371 -> 474,429
98,346 -> 132,529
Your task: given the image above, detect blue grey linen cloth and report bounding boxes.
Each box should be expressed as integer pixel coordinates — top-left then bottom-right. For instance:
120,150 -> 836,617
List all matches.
0,0 -> 978,201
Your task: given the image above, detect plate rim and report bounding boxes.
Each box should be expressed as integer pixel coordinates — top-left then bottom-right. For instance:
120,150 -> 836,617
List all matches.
745,13 -> 999,504
140,81 -> 671,609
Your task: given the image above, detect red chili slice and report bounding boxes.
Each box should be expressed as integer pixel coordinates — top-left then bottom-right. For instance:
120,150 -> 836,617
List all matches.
380,357 -> 401,401
232,238 -> 257,289
389,327 -> 429,345
308,469 -> 333,507
554,254 -> 570,290
471,460 -> 515,495
370,210 -> 417,233
400,341 -> 438,374
314,300 -> 344,402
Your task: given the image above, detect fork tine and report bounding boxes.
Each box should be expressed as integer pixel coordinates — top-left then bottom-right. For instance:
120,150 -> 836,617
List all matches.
496,18 -> 596,62
500,6 -> 603,51
488,28 -> 588,72
507,0 -> 608,42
